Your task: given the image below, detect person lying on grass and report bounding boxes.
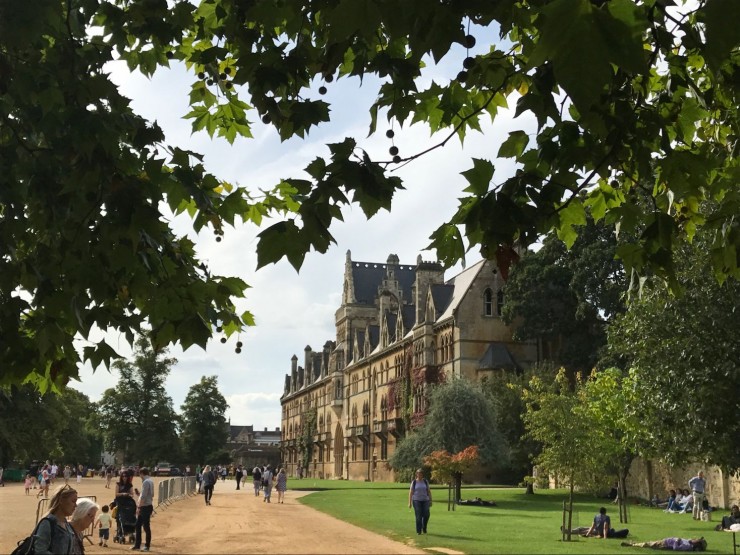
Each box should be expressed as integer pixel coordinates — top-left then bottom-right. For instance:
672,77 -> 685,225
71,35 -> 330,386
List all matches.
621,537 -> 707,551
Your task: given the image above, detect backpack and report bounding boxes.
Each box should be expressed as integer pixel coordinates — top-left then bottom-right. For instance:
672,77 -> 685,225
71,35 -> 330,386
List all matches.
411,479 -> 429,494
12,516 -> 55,555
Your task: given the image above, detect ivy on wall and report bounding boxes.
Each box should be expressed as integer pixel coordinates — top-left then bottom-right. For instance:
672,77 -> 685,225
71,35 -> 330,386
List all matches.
299,408 -> 317,469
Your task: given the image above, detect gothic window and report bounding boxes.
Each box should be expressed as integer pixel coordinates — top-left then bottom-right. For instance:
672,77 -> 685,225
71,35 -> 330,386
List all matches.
327,413 -> 332,430
362,441 -> 370,460
380,436 -> 388,459
351,404 -> 358,427
362,401 -> 370,425
497,289 -> 505,316
413,384 -> 426,413
335,379 -> 342,400
484,288 -> 493,316
380,396 -> 388,421
319,414 -> 324,432
431,339 -> 437,364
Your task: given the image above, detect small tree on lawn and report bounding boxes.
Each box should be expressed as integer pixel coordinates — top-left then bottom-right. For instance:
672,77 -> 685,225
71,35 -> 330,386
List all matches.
523,369 -> 605,541
390,379 -> 506,502
581,368 -> 645,524
424,446 -> 480,511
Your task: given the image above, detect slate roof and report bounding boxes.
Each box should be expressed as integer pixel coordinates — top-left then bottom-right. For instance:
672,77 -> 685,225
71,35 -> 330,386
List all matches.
478,342 -> 522,372
437,259 -> 486,321
351,261 -> 416,305
430,283 -> 454,319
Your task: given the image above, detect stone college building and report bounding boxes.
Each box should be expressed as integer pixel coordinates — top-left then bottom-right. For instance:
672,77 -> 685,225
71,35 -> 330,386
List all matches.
280,251 -> 538,481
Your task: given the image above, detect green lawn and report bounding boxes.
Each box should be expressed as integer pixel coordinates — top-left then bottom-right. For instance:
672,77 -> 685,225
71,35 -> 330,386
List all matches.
294,481 -> 733,554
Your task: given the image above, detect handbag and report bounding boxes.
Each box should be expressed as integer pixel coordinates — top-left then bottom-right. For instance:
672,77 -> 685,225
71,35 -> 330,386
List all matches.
11,516 -> 55,555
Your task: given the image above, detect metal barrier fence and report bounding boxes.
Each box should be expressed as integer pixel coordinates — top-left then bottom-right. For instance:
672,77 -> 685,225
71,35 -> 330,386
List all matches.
157,476 -> 197,508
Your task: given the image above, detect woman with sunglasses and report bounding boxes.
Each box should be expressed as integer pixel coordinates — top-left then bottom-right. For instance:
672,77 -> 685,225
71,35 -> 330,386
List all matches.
33,484 -> 78,554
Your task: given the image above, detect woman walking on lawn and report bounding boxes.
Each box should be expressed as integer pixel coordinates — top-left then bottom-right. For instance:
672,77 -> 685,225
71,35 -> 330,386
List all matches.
408,469 -> 432,535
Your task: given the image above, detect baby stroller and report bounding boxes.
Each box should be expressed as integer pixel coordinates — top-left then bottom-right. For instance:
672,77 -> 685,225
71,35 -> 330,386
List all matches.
113,497 -> 137,544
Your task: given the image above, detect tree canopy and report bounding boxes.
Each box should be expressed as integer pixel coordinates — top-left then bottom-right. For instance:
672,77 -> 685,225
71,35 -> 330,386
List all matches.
180,375 -> 229,464
390,378 -> 506,472
0,385 -> 101,467
1,0 -> 738,389
607,238 -> 740,471
503,218 -> 627,371
97,338 -> 181,464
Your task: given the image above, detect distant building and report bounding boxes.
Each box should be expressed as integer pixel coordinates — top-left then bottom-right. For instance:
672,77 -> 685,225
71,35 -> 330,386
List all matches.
280,251 -> 539,481
227,423 -> 281,470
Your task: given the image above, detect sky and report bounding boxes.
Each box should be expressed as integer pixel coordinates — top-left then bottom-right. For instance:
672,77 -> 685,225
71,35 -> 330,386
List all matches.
70,25 -> 530,431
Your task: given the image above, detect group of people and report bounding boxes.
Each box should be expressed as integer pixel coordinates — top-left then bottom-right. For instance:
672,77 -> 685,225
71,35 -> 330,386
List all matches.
20,473 -> 151,555
658,471 -> 709,520
110,466 -> 155,551
23,463 -> 90,499
195,463 -> 289,505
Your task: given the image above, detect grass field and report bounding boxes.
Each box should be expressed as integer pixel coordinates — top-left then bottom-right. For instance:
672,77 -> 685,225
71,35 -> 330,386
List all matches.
293,481 -> 734,554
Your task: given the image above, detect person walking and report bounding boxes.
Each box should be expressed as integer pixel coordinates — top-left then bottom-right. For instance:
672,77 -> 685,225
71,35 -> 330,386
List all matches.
252,465 -> 262,497
70,498 -> 99,554
30,484 -> 78,554
202,465 -> 216,506
688,471 -> 706,521
263,465 -> 273,503
275,467 -> 288,504
408,469 -> 432,535
130,467 -> 154,552
96,504 -> 112,547
235,465 -> 243,490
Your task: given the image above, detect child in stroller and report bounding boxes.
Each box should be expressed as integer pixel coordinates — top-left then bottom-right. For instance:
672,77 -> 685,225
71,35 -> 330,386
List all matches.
112,497 -> 137,544
112,470 -> 138,544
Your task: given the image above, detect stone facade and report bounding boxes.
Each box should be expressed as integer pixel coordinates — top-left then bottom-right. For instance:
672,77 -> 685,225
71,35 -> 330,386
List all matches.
280,251 -> 538,481
627,458 -> 740,510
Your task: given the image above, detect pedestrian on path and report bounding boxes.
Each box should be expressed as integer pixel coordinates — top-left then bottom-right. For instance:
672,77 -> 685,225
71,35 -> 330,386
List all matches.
276,468 -> 287,504
408,469 -> 432,535
202,465 -> 216,506
131,466 -> 154,552
235,465 -> 243,490
263,465 -> 273,503
252,465 -> 262,497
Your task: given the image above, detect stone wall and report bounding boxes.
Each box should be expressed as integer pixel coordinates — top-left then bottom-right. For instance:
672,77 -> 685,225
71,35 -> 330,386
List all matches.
626,458 -> 740,509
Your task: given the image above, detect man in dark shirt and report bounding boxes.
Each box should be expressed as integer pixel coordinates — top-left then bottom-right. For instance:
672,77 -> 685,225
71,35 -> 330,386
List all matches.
586,507 -> 629,539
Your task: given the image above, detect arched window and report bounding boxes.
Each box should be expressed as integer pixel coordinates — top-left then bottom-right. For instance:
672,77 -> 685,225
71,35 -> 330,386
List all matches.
484,288 -> 493,316
497,289 -> 505,316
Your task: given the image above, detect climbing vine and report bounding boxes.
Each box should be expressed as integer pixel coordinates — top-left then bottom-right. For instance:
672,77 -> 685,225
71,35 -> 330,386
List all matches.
299,408 -> 317,469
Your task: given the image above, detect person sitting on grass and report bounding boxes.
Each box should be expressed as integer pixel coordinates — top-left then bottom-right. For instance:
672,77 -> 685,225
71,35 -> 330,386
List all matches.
621,537 -> 707,551
715,505 -> 740,531
661,490 -> 678,511
585,507 -> 630,539
677,489 -> 694,514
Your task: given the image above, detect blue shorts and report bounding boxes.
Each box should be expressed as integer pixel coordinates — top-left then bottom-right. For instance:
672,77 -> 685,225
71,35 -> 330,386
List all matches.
99,529 -> 110,540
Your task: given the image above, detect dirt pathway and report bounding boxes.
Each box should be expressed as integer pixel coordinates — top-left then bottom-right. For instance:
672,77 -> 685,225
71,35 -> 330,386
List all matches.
0,479 -> 425,554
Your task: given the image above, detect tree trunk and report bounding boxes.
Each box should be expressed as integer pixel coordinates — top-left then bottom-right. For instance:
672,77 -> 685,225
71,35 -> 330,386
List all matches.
567,483 -> 575,539
618,472 -> 629,523
454,471 -> 462,504
526,481 -> 534,495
